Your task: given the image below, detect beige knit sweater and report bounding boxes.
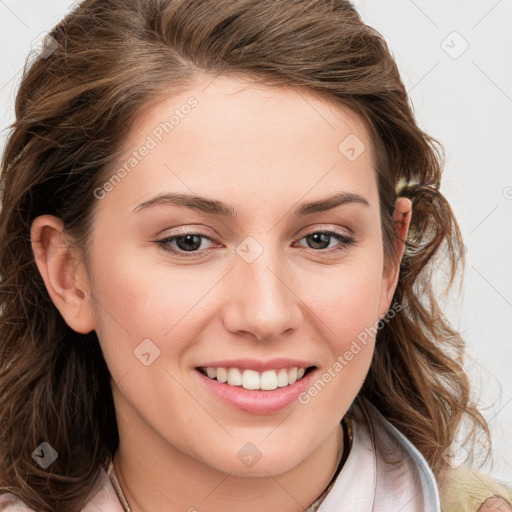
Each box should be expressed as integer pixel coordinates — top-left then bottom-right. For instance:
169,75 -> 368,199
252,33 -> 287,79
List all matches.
439,467 -> 512,511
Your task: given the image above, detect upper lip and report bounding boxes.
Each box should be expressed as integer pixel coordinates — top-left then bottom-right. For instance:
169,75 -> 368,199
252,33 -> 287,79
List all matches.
195,358 -> 316,372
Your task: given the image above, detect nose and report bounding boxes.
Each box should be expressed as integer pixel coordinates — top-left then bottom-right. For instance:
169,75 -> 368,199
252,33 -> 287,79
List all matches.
221,244 -> 303,343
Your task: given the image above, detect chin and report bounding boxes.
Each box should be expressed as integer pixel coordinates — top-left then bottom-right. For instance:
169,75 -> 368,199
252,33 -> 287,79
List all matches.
206,443 -> 306,477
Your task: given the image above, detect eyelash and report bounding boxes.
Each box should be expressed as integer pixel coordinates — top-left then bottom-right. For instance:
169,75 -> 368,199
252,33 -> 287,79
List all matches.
155,229 -> 356,258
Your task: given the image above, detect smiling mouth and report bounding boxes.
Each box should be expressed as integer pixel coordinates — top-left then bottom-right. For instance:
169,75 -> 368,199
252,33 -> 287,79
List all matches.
196,365 -> 316,391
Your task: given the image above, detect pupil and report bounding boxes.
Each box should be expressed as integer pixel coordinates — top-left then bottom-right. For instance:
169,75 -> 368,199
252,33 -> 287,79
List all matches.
177,234 -> 201,251
308,232 -> 329,249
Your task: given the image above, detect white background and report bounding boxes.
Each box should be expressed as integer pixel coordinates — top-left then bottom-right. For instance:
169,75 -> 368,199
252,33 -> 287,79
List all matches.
1,0 -> 511,487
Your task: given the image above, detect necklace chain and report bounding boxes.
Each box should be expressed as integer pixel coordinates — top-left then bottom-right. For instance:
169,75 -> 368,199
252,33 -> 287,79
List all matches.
107,419 -> 352,512
107,460 -> 131,512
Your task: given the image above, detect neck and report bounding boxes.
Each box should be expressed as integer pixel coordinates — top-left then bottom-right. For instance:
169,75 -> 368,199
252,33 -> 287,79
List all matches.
112,400 -> 344,512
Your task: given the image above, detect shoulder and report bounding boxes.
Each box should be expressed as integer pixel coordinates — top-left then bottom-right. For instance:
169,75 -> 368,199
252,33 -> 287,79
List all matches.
0,465 -> 121,512
0,493 -> 34,511
439,466 -> 512,512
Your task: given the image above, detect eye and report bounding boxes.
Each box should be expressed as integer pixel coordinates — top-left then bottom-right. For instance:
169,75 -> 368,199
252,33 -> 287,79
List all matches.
294,230 -> 356,253
155,228 -> 356,258
155,231 -> 217,257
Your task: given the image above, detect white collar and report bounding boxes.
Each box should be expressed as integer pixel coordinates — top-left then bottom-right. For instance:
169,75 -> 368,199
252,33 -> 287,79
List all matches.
316,399 -> 441,512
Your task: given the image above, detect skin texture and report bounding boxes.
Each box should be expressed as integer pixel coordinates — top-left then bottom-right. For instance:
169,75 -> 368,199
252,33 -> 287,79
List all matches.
31,75 -> 412,512
478,497 -> 512,512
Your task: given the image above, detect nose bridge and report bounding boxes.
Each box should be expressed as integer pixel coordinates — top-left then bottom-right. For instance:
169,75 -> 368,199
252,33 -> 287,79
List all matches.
223,236 -> 301,341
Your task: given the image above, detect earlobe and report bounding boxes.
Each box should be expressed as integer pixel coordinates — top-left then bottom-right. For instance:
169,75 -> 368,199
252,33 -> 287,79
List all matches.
30,215 -> 95,334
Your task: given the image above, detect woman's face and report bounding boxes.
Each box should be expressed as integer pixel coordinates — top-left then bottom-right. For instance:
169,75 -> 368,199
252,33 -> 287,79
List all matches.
52,75 -> 407,476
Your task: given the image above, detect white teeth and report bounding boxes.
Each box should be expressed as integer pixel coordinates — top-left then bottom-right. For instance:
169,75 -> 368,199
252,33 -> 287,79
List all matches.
260,370 -> 278,390
201,366 -> 310,390
243,369 -> 260,390
227,368 -> 243,386
277,368 -> 289,387
216,367 -> 227,383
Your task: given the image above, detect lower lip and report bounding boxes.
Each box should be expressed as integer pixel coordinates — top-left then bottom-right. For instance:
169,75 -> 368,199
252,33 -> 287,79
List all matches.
195,368 -> 317,415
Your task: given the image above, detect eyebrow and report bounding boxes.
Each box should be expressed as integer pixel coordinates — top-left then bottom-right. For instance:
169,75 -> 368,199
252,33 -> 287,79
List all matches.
131,191 -> 370,217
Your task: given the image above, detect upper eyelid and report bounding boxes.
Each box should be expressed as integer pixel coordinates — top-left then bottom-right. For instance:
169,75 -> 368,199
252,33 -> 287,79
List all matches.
156,222 -> 354,239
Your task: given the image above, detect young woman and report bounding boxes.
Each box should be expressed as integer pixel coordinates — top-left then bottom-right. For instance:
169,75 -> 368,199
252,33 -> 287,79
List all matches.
0,1 -> 510,511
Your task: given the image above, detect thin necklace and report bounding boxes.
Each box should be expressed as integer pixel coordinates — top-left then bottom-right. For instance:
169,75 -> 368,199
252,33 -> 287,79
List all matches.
107,460 -> 131,512
107,419 -> 352,512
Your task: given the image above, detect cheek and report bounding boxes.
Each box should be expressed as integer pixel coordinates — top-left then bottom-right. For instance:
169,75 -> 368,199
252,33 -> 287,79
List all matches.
304,254 -> 384,345
298,253 -> 384,403
87,244 -> 204,375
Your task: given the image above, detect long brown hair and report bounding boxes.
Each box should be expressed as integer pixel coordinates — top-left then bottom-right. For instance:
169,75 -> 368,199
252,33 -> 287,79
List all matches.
0,0 -> 489,510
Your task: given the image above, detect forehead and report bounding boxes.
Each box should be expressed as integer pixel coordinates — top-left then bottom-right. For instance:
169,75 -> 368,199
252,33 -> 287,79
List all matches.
96,74 -> 380,219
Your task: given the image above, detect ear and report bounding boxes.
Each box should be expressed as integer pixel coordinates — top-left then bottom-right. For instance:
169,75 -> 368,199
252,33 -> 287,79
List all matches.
30,215 -> 95,334
378,197 -> 413,317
